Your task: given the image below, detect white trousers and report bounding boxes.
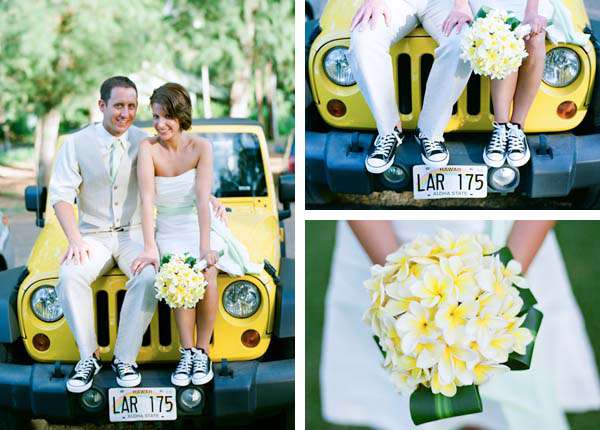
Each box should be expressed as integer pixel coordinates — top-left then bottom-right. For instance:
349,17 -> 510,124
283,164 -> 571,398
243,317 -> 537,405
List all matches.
56,227 -> 157,362
348,0 -> 472,140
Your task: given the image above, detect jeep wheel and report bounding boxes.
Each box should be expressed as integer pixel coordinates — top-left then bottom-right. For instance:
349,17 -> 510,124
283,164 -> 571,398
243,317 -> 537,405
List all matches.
0,344 -> 30,430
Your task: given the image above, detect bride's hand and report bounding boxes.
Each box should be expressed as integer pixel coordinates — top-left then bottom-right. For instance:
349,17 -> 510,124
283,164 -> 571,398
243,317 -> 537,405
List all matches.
201,250 -> 220,267
131,247 -> 159,275
209,195 -> 228,225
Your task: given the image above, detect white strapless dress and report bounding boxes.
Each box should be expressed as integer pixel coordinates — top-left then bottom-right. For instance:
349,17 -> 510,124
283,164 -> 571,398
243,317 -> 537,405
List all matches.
321,221 -> 600,430
154,169 -> 261,275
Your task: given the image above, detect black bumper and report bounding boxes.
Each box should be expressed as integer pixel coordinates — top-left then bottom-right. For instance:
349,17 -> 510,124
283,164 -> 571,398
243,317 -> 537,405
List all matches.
306,130 -> 600,197
0,359 -> 294,422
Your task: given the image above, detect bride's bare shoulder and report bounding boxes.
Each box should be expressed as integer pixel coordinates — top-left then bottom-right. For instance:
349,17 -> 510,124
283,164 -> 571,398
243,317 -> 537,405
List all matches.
187,134 -> 211,153
139,136 -> 161,150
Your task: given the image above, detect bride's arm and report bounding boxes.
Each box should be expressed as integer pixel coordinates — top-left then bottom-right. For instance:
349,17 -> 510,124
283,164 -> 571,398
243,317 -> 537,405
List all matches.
507,220 -> 556,272
131,140 -> 159,275
348,220 -> 400,265
195,137 -> 218,266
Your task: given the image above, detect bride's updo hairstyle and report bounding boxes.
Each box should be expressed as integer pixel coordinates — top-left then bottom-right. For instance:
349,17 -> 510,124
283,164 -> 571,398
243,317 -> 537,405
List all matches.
150,83 -> 192,130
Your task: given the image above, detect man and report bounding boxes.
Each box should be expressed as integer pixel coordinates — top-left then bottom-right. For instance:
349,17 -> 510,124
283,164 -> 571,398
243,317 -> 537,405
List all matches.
349,0 -> 473,172
49,76 -> 224,393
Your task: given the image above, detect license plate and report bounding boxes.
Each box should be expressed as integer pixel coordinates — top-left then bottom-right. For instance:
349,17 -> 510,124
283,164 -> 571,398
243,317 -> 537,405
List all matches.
109,387 -> 177,422
413,165 -> 488,199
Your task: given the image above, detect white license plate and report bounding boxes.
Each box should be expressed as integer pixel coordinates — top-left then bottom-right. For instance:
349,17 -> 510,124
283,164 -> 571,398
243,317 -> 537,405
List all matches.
413,165 -> 488,199
109,387 -> 177,422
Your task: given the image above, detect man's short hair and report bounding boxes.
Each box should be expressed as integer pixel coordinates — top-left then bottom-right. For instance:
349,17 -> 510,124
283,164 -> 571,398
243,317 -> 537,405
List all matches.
100,76 -> 138,102
150,83 -> 192,130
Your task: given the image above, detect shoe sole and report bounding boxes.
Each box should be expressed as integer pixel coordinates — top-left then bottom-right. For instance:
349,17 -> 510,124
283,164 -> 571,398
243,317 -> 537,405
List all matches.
116,374 -> 142,388
192,369 -> 214,385
171,374 -> 191,387
482,152 -> 506,168
421,154 -> 449,168
67,380 -> 93,393
507,148 -> 530,167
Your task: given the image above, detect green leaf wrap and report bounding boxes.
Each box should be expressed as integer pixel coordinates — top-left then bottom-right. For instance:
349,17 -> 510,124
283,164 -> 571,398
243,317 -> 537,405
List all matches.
507,307 -> 544,370
410,384 -> 483,425
475,6 -> 490,19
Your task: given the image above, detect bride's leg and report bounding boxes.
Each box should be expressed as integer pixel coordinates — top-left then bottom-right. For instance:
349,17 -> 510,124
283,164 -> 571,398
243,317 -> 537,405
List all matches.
195,266 -> 218,352
174,308 -> 196,348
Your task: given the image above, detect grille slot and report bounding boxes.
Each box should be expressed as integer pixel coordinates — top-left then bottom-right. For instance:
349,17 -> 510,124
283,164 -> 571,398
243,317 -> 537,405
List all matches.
397,53 -> 412,114
96,291 -> 109,347
158,300 -> 172,346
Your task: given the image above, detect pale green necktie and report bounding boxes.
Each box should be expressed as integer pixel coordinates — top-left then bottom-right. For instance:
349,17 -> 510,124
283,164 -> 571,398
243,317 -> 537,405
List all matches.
109,138 -> 123,183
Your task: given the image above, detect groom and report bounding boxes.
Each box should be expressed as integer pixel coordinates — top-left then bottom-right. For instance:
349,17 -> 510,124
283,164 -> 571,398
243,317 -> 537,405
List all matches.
49,76 -> 224,393
349,0 -> 473,172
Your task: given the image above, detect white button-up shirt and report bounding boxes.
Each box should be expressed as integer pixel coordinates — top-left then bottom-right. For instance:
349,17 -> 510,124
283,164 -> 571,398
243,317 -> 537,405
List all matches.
49,123 -> 130,207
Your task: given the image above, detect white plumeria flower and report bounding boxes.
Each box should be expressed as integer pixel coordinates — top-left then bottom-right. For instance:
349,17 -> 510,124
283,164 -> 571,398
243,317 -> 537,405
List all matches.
502,259 -> 528,288
435,299 -> 478,345
431,367 -> 457,397
410,267 -> 454,308
439,256 -> 480,302
472,361 -> 510,385
466,297 -> 507,344
505,315 -> 534,355
479,331 -> 514,363
438,342 -> 478,386
395,302 -> 440,354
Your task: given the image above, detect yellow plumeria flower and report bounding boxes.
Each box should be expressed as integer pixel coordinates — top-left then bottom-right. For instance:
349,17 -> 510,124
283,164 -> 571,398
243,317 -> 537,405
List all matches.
410,267 -> 454,308
395,302 -> 440,354
473,362 -> 509,385
435,299 -> 478,345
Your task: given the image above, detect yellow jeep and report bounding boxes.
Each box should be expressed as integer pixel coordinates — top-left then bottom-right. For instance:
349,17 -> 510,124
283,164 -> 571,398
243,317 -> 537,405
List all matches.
306,0 -> 600,206
0,119 -> 295,428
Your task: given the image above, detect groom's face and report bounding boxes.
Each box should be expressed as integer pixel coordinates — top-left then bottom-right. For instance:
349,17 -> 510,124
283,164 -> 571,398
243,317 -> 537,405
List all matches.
99,86 -> 138,137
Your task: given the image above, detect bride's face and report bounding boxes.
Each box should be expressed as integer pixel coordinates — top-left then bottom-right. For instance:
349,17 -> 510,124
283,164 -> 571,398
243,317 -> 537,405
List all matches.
151,103 -> 181,141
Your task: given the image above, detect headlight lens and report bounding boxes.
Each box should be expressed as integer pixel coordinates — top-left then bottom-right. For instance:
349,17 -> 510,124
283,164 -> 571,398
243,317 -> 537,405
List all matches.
323,47 -> 356,86
543,48 -> 580,87
489,167 -> 518,190
30,285 -> 63,322
223,281 -> 261,318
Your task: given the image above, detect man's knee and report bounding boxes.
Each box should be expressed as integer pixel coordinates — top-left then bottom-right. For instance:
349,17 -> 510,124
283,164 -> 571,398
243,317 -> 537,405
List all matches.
58,263 -> 92,287
135,266 -> 156,289
349,26 -> 386,64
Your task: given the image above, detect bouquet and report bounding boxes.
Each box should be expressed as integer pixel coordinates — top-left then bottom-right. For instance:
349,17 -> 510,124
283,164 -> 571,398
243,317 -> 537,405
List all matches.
363,229 -> 543,424
155,250 -> 223,308
460,7 -> 531,80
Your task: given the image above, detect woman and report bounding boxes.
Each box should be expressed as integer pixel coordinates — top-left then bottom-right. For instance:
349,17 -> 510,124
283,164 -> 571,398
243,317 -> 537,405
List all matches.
130,83 -> 260,387
320,221 -> 600,429
477,0 -> 551,168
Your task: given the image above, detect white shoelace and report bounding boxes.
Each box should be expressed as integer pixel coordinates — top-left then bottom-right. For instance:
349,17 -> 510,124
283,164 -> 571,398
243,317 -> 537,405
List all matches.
507,124 -> 526,153
73,356 -> 97,380
115,360 -> 137,376
371,131 -> 400,158
421,136 -> 445,157
488,123 -> 507,153
192,350 -> 209,374
175,349 -> 193,375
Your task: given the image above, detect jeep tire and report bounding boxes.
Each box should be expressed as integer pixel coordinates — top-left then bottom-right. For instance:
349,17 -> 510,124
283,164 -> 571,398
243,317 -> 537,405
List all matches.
0,344 -> 30,430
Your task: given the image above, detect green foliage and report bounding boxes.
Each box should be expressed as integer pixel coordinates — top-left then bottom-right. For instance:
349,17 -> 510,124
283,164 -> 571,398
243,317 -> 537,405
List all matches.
0,0 -> 166,122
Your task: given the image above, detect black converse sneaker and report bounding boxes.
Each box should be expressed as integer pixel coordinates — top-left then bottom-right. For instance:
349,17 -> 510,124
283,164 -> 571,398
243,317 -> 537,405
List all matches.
365,127 -> 403,174
415,131 -> 449,167
112,358 -> 141,388
506,122 -> 530,167
171,348 -> 193,387
483,122 -> 508,167
67,354 -> 102,393
191,348 -> 214,385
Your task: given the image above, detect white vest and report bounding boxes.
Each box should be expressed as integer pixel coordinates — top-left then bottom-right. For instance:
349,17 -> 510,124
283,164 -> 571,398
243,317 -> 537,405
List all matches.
72,124 -> 147,233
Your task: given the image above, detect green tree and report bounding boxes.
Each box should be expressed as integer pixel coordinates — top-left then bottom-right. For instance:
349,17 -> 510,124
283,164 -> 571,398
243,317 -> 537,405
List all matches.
0,0 -> 165,185
164,0 -> 294,138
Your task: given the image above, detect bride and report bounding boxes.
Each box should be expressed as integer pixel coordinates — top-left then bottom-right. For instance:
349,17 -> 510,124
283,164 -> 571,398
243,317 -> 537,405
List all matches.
321,221 -> 600,430
130,82 -> 260,387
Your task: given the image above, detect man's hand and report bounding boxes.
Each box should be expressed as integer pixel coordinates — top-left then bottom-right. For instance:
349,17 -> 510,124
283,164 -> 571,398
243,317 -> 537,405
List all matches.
351,0 -> 391,32
442,3 -> 473,37
130,247 -> 159,276
522,9 -> 547,39
209,195 -> 228,224
62,237 -> 91,265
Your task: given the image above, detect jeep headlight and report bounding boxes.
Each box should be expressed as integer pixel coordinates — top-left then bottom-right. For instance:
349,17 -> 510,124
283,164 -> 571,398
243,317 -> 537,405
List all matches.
323,47 -> 356,86
223,281 -> 261,318
543,48 -> 580,88
30,285 -> 63,322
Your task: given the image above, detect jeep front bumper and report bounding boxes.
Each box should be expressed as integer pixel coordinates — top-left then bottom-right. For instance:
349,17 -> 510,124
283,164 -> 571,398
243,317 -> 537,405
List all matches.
0,359 -> 293,423
306,130 -> 600,198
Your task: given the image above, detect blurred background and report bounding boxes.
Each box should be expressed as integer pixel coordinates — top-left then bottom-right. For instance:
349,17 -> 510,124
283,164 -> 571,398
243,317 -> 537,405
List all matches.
0,0 -> 294,213
306,221 -> 600,430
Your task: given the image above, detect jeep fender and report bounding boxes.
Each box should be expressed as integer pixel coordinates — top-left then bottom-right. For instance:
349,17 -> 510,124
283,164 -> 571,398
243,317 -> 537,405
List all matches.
274,258 -> 294,338
0,266 -> 27,343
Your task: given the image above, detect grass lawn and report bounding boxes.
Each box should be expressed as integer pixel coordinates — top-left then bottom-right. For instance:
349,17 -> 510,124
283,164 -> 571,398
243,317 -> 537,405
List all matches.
306,221 -> 600,430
